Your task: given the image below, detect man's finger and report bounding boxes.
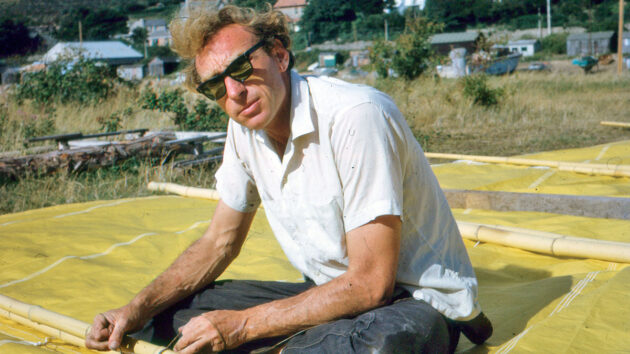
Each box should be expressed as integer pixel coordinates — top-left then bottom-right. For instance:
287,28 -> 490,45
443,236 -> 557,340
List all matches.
85,335 -> 112,351
85,314 -> 111,350
107,321 -> 127,350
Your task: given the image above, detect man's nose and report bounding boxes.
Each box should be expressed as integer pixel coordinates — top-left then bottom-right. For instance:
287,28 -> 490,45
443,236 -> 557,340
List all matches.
224,76 -> 246,99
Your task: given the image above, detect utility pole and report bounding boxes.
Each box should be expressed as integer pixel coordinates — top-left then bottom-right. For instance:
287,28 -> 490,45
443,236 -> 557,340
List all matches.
547,0 -> 552,36
617,0 -> 623,75
78,20 -> 83,44
538,8 -> 543,39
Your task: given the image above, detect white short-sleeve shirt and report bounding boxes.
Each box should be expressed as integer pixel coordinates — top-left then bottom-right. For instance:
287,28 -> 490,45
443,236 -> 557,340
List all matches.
216,71 -> 480,320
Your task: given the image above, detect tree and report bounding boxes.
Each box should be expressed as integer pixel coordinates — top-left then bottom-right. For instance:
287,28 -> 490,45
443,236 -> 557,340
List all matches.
391,16 -> 442,80
131,27 -> 148,50
350,0 -> 385,15
232,0 -> 277,10
300,0 -> 356,43
370,16 -> 441,80
0,18 -> 40,58
55,7 -> 128,41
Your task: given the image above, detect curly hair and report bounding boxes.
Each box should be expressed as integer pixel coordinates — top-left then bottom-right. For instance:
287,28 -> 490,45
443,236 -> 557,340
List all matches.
170,5 -> 294,92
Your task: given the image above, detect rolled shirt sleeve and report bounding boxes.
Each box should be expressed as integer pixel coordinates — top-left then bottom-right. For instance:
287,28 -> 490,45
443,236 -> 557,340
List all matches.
331,102 -> 406,232
215,122 -> 261,213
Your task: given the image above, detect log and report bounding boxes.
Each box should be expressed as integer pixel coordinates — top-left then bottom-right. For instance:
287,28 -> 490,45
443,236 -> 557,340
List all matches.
0,294 -> 175,354
0,133 -> 192,180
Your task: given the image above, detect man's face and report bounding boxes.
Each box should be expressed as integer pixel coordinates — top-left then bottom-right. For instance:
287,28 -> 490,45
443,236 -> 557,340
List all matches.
195,24 -> 290,132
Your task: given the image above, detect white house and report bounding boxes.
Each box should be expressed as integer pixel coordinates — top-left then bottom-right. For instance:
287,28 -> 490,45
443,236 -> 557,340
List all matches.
128,18 -> 172,47
507,39 -> 540,57
274,0 -> 307,32
391,0 -> 425,14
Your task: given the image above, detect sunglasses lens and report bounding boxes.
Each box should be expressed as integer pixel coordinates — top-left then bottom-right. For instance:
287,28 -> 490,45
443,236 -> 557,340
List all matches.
229,58 -> 253,82
198,79 -> 223,100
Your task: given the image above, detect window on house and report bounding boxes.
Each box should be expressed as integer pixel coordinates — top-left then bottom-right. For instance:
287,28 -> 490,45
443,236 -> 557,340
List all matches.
521,47 -> 527,52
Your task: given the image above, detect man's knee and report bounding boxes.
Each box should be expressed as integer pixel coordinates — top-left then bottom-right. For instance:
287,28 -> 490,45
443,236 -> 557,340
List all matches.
284,298 -> 458,353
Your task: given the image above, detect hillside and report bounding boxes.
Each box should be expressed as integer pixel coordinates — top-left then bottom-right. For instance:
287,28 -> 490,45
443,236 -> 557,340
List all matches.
0,0 -> 181,26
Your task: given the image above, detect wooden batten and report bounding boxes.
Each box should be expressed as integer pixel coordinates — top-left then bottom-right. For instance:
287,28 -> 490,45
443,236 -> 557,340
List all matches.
444,189 -> 630,220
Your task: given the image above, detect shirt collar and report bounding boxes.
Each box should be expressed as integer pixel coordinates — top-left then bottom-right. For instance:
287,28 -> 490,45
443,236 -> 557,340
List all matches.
288,70 -> 315,141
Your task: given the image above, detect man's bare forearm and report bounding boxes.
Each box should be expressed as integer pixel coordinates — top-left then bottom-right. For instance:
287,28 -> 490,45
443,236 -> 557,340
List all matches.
242,216 -> 401,342
130,201 -> 255,318
241,270 -> 391,342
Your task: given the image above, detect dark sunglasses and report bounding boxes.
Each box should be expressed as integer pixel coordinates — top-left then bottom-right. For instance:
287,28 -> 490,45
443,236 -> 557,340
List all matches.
196,40 -> 265,100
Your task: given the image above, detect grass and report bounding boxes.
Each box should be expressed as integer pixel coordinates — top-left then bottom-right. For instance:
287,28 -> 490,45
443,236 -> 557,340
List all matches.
1,67 -> 629,214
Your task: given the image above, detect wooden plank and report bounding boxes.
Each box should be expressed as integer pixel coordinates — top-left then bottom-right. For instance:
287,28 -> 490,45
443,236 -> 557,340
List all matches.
443,189 -> 630,220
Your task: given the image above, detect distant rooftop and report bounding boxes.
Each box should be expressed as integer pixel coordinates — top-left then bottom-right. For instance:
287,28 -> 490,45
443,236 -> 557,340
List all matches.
508,39 -> 538,46
274,0 -> 306,7
145,18 -> 167,27
430,32 -> 479,44
567,31 -> 614,41
43,41 -> 143,64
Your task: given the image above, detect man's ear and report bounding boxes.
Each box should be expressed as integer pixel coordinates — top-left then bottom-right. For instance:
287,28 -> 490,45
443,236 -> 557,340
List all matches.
272,39 -> 290,72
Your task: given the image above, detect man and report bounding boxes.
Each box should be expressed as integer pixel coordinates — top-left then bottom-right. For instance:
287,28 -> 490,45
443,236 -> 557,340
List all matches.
86,5 -> 490,353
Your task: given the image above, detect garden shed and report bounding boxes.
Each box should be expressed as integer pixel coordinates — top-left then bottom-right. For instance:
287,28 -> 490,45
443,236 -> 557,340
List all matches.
148,57 -> 179,77
566,31 -> 614,57
507,39 -> 540,57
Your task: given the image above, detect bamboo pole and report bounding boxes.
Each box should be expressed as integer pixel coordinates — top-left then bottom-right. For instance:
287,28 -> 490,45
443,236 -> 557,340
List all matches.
424,152 -> 630,177
457,221 -> 630,263
0,308 -> 99,350
147,182 -> 630,263
618,0 -> 624,75
0,294 -> 174,354
148,181 -> 221,200
600,121 -> 630,128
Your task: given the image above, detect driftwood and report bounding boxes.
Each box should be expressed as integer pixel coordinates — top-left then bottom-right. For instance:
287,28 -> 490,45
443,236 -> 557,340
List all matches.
0,133 -> 185,180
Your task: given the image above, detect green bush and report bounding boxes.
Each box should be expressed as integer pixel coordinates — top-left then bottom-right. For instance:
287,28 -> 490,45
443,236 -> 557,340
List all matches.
541,32 -> 569,55
369,39 -> 394,78
461,74 -> 504,107
20,110 -> 56,139
0,104 -> 7,136
140,88 -> 228,131
369,16 -> 441,80
96,108 -> 132,133
15,58 -> 117,106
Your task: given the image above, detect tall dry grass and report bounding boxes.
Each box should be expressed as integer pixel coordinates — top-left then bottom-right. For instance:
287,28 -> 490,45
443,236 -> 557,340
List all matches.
1,70 -> 629,214
366,70 -> 630,155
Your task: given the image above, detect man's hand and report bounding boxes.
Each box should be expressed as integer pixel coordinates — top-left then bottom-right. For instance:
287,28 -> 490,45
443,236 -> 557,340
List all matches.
174,310 -> 248,353
85,304 -> 147,351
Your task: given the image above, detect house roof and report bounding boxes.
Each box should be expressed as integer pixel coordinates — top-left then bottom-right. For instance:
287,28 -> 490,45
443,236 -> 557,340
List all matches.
430,32 -> 479,45
147,28 -> 171,40
508,39 -> 538,46
274,0 -> 306,8
567,31 -> 614,41
145,19 -> 167,27
43,41 -> 143,63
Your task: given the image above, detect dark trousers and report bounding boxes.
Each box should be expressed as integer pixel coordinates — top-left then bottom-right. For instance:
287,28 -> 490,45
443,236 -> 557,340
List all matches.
132,279 -> 460,353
